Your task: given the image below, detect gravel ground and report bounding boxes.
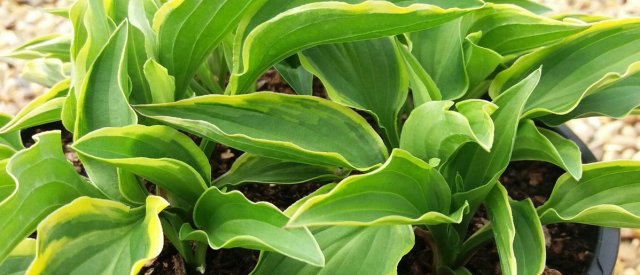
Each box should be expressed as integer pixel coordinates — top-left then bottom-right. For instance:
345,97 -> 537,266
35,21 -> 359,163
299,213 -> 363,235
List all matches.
0,0 -> 71,115
1,0 -> 640,274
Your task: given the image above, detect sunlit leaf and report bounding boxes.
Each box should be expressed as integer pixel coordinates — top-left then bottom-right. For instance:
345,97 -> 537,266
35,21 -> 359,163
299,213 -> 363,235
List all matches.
0,239 -> 35,275
214,153 -> 344,187
400,100 -> 496,163
538,161 -> 640,228
0,80 -> 69,135
486,183 -> 545,275
182,187 -> 324,266
154,0 -> 268,99
0,132 -> 104,263
27,196 -> 168,275
300,37 -> 408,146
289,149 -> 467,227
73,125 -> 210,206
135,93 -> 388,171
490,19 -> 640,117
228,1 -> 484,94
512,120 -> 582,179
7,34 -> 71,61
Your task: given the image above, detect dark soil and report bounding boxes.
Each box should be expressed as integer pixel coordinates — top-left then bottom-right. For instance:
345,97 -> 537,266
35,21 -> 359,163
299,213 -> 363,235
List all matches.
463,162 -> 598,275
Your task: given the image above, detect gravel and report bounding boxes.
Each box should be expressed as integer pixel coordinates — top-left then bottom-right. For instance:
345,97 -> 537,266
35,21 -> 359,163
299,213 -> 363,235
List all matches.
1,0 -> 640,274
0,0 -> 71,115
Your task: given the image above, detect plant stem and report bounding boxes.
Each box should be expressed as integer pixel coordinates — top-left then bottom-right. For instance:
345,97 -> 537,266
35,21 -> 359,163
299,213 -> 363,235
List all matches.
191,242 -> 209,274
455,223 -> 494,267
199,139 -> 217,159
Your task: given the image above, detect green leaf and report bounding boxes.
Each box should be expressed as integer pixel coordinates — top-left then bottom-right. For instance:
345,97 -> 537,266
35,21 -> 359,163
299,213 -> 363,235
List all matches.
0,238 -> 35,275
182,187 -> 324,267
69,0 -> 113,83
154,0 -> 267,99
214,153 -> 345,187
63,0 -> 115,133
538,161 -> 640,228
228,1 -> 484,94
400,100 -> 496,163
486,0 -> 552,14
6,33 -> 71,61
0,80 -> 69,135
127,23 -> 153,104
464,4 -> 588,55
409,18 -> 468,99
512,120 -> 582,179
254,183 -> 413,275
550,13 -> 611,24
463,37 -> 503,90
20,58 -> 68,88
274,56 -> 314,96
396,38 -> 441,104
27,196 -> 168,275
300,37 -> 408,146
289,149 -> 468,227
143,59 -> 176,103
0,147 -> 15,161
72,125 -> 210,206
0,114 -> 23,151
123,0 -> 160,105
74,21 -> 137,138
0,131 -> 104,263
117,169 -> 147,205
135,93 -> 388,171
253,225 -> 413,275
443,68 -> 539,232
445,69 -> 540,196
540,62 -> 640,125
490,19 -> 640,117
128,0 -> 158,59
0,160 -> 13,201
486,183 -> 545,275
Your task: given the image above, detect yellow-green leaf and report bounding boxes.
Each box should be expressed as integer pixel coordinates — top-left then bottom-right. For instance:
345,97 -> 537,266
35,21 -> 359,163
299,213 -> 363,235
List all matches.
135,93 -> 388,171
72,125 -> 210,206
214,153 -> 345,188
228,1 -> 484,94
182,187 -> 324,267
74,21 -> 137,138
0,80 -> 69,135
0,239 -> 36,275
538,161 -> 640,228
27,196 -> 168,275
301,37 -> 408,147
0,131 -> 104,263
289,149 -> 467,227
512,120 -> 582,179
490,19 -> 640,117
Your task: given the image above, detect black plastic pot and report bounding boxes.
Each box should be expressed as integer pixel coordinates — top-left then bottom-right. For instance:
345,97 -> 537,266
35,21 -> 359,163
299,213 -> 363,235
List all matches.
555,125 -> 620,275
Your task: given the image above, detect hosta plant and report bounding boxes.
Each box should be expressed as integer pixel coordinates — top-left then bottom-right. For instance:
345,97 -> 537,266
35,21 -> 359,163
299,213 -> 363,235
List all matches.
2,0 -> 640,274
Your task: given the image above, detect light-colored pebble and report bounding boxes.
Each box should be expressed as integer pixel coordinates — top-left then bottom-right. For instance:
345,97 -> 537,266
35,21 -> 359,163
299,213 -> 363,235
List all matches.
569,121 -> 595,142
623,125 -> 638,139
603,150 -> 621,161
586,117 -> 604,128
621,149 -> 636,159
611,136 -> 638,149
